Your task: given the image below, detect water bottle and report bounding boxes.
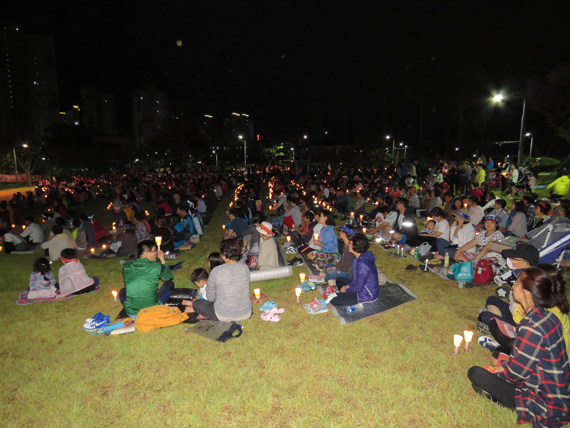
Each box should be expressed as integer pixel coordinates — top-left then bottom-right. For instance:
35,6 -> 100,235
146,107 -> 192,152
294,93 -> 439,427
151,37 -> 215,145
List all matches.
414,248 -> 419,259
444,253 -> 450,267
343,303 -> 363,313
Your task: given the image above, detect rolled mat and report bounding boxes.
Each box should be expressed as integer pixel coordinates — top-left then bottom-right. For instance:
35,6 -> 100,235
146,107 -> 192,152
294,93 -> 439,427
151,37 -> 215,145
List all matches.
249,266 -> 293,283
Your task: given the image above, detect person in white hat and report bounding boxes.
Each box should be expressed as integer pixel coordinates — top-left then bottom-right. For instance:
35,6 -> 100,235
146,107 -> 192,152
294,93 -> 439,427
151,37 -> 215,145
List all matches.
255,221 -> 279,270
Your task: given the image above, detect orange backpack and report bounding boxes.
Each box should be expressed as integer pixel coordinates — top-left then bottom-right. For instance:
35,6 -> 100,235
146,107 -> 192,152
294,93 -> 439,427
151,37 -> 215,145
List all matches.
135,305 -> 189,333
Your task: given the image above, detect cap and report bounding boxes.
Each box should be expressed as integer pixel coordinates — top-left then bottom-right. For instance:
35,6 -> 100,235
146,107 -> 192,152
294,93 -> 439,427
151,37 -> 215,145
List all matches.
502,243 -> 539,264
483,215 -> 497,222
256,221 -> 274,237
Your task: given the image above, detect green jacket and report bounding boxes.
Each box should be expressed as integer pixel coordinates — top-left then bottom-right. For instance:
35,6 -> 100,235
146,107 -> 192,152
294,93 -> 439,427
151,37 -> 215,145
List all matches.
547,175 -> 570,196
123,258 -> 174,315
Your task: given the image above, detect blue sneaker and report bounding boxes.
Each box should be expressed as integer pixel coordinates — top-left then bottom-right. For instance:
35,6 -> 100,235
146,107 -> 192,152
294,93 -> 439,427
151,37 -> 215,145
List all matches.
83,314 -> 110,331
85,312 -> 106,324
300,280 -> 316,293
259,301 -> 277,312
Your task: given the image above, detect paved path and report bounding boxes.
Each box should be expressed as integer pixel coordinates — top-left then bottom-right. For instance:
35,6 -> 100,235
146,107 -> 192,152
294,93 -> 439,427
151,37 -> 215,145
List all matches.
0,187 -> 35,202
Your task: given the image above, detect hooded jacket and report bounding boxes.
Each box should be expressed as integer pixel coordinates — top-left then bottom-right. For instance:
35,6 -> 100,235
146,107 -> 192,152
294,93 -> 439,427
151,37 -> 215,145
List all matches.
345,251 -> 380,303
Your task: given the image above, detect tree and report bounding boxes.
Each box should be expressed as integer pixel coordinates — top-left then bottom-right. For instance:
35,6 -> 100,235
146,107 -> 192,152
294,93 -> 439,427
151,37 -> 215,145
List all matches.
15,145 -> 42,185
527,63 -> 570,145
262,145 -> 285,165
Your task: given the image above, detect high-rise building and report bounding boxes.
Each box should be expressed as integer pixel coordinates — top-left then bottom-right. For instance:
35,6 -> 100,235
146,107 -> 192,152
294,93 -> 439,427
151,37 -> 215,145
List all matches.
80,86 -> 118,135
222,113 -> 254,147
132,86 -> 168,148
0,23 -> 60,147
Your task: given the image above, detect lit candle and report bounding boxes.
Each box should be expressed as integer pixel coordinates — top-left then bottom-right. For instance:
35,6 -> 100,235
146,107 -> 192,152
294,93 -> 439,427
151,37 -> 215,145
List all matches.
350,212 -> 355,218
155,236 -> 162,251
90,248 -> 95,254
145,210 -> 150,216
11,224 -> 15,229
464,330 -> 474,352
295,287 -> 302,304
112,290 -> 118,302
102,244 -> 107,250
22,225 -> 26,230
222,224 -> 226,230
454,334 -> 463,355
362,227 -> 367,234
0,245 -> 3,252
299,273 -> 306,283
254,288 -> 261,300
360,215 -> 363,221
314,234 -> 319,242
112,225 -> 116,231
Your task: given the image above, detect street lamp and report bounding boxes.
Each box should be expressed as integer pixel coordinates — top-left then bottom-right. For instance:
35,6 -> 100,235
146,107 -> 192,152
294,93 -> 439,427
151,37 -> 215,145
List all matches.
526,133 -> 534,158
492,93 -> 526,167
13,143 -> 29,184
212,149 -> 218,166
239,135 -> 246,165
386,135 -> 395,157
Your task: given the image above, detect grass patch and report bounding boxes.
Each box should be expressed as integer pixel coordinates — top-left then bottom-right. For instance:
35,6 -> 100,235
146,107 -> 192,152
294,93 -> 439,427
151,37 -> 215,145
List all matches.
1,192 -> 525,427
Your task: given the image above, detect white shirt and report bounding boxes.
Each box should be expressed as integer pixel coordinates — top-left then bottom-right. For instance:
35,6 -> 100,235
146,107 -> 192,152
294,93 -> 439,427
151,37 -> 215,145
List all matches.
450,224 -> 476,252
323,188 -> 330,198
469,205 -> 484,226
309,223 -> 324,250
20,223 -> 44,243
434,219 -> 450,241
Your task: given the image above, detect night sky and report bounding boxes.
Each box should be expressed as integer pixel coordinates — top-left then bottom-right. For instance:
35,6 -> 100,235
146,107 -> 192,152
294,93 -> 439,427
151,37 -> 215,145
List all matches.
4,0 -> 570,152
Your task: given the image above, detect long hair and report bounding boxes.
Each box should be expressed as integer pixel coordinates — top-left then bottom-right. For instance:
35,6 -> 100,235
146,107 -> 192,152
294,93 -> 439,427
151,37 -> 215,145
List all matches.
536,264 -> 570,314
207,252 -> 224,270
519,267 -> 569,314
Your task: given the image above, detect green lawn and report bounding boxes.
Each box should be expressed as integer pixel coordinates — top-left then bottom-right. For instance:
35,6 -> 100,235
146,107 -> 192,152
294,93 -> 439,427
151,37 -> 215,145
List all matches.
0,191 -> 535,428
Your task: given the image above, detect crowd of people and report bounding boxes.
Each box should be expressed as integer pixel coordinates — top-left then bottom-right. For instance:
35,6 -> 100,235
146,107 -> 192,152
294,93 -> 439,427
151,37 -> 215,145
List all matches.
5,158 -> 570,427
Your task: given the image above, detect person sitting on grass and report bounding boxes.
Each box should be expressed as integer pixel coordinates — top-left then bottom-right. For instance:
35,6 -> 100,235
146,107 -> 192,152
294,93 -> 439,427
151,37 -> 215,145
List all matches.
21,216 -> 43,244
207,252 -> 224,271
490,199 -> 508,229
41,225 -> 73,261
119,240 -> 175,316
96,223 -> 139,258
28,257 -> 57,299
313,210 -> 339,255
467,267 -> 570,427
291,211 -> 313,245
324,224 -> 355,282
152,215 -> 174,254
58,248 -> 99,296
435,208 -> 475,260
390,198 -> 419,248
179,268 -> 209,313
500,200 -> 527,238
530,201 -> 550,231
134,212 -> 151,240
0,228 -> 31,253
71,218 -> 87,250
453,215 -> 504,263
255,221 -> 279,270
193,238 -> 252,322
329,233 -> 381,307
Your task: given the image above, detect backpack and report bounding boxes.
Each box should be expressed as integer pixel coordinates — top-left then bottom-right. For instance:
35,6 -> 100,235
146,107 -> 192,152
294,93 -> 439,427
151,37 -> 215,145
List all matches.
135,305 -> 189,333
473,259 -> 495,284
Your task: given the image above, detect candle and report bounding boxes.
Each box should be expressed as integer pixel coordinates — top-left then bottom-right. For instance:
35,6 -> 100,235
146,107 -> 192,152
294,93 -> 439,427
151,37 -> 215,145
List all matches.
454,334 -> 463,355
112,225 -> 116,231
299,273 -> 306,283
254,288 -> 261,300
295,287 -> 302,304
11,224 -> 15,229
222,224 -> 226,230
155,236 -> 162,251
145,210 -> 150,216
464,330 -> 474,352
360,215 -> 364,221
22,225 -> 26,230
287,236 -> 291,242
112,290 -> 118,302
362,227 -> 367,234
314,234 -> 319,242
102,244 -> 107,250
424,259 -> 428,271
350,212 -> 354,218
90,248 -> 95,254
0,245 -> 3,252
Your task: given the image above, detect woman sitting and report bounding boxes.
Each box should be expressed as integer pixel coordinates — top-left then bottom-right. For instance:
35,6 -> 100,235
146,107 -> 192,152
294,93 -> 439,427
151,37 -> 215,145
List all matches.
152,214 -> 174,254
119,240 -> 175,316
454,215 -> 504,263
467,267 -> 570,427
407,207 -> 449,250
193,238 -> 252,322
530,201 -> 550,231
330,233 -> 381,307
324,225 -> 355,282
435,209 -> 475,260
500,200 -> 527,238
313,210 -> 339,255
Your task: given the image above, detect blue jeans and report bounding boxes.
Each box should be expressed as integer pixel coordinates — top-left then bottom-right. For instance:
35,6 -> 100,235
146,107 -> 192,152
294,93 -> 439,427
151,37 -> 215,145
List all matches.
324,263 -> 351,282
436,238 -> 457,258
501,230 -> 515,237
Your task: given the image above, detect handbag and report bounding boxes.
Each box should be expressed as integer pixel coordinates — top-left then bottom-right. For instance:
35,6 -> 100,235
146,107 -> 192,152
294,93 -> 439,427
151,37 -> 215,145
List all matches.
450,261 -> 474,282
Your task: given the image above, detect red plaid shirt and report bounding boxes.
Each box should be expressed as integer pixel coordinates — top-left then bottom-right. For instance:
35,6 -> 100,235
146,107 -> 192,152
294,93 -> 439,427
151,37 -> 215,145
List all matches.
499,307 -> 570,427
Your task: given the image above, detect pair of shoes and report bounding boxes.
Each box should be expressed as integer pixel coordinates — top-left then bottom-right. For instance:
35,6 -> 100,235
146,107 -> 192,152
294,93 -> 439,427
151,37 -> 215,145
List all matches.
477,321 -> 490,335
478,336 -> 500,352
288,257 -> 302,266
261,307 -> 284,322
259,301 -> 277,311
304,298 -> 329,314
405,264 -> 418,272
300,280 -> 317,292
83,314 -> 110,331
85,312 -> 105,324
285,247 -> 297,254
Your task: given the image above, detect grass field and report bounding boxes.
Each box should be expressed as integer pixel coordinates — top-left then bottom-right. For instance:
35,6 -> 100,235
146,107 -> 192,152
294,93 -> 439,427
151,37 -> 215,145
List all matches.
0,180 -> 560,428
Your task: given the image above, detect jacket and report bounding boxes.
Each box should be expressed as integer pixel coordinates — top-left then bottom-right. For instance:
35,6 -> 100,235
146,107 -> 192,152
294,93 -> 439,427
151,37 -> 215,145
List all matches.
345,251 -> 380,303
123,258 -> 174,315
319,225 -> 339,254
547,175 -> 570,196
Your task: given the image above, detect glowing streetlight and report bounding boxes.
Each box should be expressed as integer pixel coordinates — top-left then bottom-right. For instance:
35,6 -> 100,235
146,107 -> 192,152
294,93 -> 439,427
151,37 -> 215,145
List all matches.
492,93 -> 526,166
492,94 -> 504,102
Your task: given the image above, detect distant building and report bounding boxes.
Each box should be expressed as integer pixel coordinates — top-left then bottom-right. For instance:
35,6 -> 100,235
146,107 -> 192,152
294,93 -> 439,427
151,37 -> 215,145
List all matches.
0,23 -> 60,146
132,86 -> 168,148
199,114 -> 216,144
222,113 -> 254,147
80,87 -> 118,135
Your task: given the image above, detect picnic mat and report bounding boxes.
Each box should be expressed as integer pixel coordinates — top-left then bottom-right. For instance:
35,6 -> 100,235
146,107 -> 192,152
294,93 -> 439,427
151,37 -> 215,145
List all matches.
320,281 -> 417,325
17,285 -> 101,305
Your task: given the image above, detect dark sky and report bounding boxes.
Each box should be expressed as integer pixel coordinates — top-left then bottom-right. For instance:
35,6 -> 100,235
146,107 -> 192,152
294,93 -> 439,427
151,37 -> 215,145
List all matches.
4,0 -> 570,151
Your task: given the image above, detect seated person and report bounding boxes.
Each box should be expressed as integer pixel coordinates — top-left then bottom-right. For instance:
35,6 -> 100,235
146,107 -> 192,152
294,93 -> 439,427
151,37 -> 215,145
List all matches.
41,212 -> 55,241
454,215 -> 504,263
97,223 -> 139,258
179,268 -> 209,313
390,198 -> 419,247
224,208 -> 249,240
324,225 -> 355,282
313,210 -> 339,255
193,238 -> 252,322
490,199 -> 508,229
255,221 -> 279,270
152,215 -> 174,254
41,225 -> 73,261
333,189 -> 352,217
134,212 -> 151,240
291,211 -> 313,245
176,205 -> 196,238
368,206 -> 397,238
435,209 -> 475,260
28,257 -> 57,299
0,228 -> 31,253
71,218 -> 87,250
119,240 -> 175,316
420,219 -> 436,234
330,233 -> 381,306
282,197 -> 303,230
467,267 -> 570,427
58,248 -> 99,296
500,200 -> 527,238
530,201 -> 550,231
79,214 -> 96,245
21,216 -> 44,244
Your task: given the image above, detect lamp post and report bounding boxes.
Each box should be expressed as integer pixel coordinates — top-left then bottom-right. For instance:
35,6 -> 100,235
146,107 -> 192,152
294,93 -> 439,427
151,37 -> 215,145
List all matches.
386,135 -> 395,158
492,94 -> 526,167
526,133 -> 534,158
13,148 -> 18,184
212,149 -> 218,166
239,135 -> 246,165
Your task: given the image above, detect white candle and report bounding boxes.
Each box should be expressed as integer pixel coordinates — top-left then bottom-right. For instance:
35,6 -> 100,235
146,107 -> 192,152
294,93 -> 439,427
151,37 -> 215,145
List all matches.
424,259 -> 428,271
112,290 -> 118,302
155,236 -> 162,251
464,330 -> 474,352
454,334 -> 463,355
295,287 -> 302,304
254,288 -> 261,300
299,273 -> 306,283
287,236 -> 291,242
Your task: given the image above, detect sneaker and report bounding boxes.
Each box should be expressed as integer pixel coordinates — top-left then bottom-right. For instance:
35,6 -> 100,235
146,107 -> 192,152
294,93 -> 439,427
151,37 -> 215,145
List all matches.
259,301 -> 277,312
285,247 -> 297,254
300,280 -> 316,292
478,307 -> 487,314
478,336 -> 500,353
477,321 -> 490,335
323,285 -> 337,298
293,260 -> 304,267
495,285 -> 512,299
85,312 -> 106,324
303,298 -> 324,309
83,314 -> 110,331
304,299 -> 329,315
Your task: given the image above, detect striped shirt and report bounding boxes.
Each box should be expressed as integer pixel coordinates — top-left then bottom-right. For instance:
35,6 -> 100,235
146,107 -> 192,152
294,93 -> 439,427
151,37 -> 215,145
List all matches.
499,307 -> 570,427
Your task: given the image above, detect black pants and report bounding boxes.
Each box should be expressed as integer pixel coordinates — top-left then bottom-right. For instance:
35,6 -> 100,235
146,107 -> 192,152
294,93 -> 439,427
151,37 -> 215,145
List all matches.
467,366 -> 516,410
489,319 -> 515,359
329,277 -> 358,306
193,299 -> 219,321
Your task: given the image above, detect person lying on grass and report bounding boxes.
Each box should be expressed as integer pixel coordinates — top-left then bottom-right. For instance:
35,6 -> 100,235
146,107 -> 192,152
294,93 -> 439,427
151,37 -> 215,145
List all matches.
467,267 -> 570,427
329,233 -> 382,307
192,238 -> 252,322
118,240 -> 174,316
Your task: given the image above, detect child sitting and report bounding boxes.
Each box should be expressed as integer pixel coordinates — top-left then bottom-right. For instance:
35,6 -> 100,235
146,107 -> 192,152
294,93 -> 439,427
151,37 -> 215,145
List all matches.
28,257 -> 57,299
420,219 -> 437,234
59,248 -> 99,296
180,268 -> 209,313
